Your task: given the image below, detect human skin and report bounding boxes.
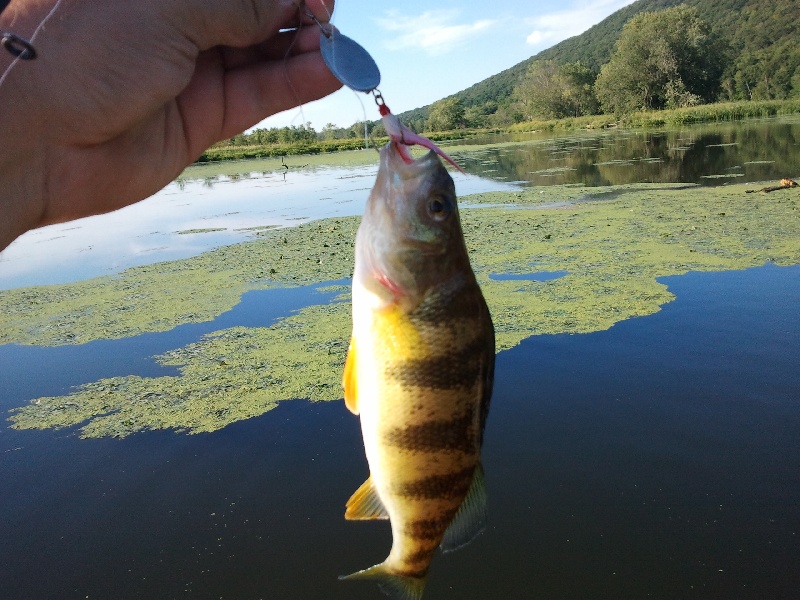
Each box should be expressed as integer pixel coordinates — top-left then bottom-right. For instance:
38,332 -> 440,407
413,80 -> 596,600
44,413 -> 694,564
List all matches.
0,0 -> 341,251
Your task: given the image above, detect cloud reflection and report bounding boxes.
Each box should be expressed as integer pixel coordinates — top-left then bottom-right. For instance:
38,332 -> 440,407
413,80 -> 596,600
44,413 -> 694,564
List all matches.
0,165 -> 514,290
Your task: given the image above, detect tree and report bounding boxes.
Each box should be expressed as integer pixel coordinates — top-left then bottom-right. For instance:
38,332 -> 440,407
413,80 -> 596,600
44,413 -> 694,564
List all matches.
560,62 -> 599,117
721,0 -> 800,100
426,97 -> 466,131
464,103 -> 493,129
594,6 -> 726,115
514,60 -> 567,120
513,60 -> 598,121
320,123 -> 338,141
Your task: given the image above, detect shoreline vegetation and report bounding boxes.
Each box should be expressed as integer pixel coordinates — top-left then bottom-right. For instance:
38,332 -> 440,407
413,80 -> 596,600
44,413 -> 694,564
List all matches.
5,181 -> 800,438
198,100 -> 800,163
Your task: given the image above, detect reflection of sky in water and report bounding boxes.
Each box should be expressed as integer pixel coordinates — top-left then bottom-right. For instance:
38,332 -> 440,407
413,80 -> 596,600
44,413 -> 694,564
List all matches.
489,270 -> 568,282
0,165 -> 515,290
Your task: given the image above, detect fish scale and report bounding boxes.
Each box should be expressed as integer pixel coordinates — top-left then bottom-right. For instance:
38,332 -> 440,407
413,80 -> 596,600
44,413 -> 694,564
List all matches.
341,142 -> 494,600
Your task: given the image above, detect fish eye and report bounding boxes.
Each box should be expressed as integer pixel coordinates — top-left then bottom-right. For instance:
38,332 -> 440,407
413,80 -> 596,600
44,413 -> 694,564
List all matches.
427,195 -> 452,221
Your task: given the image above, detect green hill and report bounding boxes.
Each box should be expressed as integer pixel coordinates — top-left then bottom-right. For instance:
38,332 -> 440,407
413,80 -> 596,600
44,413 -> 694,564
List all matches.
397,0 -> 798,124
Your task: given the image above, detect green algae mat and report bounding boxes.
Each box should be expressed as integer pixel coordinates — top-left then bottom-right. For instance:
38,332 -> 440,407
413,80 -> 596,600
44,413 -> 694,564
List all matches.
5,182 -> 799,438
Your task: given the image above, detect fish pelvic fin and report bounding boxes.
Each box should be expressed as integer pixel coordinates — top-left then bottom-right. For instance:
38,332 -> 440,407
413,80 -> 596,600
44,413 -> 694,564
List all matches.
440,461 -> 488,553
345,475 -> 389,520
339,563 -> 426,600
342,336 -> 358,415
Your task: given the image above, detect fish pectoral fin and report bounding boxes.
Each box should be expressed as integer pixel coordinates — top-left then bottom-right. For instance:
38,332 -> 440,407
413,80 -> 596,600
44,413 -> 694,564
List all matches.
345,476 -> 389,520
440,461 -> 488,553
342,337 -> 359,415
339,562 -> 426,600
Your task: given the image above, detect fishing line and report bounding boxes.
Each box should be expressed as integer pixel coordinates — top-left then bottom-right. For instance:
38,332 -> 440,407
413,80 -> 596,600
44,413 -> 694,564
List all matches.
281,0 -> 336,130
344,85 -> 370,149
280,2 -> 311,128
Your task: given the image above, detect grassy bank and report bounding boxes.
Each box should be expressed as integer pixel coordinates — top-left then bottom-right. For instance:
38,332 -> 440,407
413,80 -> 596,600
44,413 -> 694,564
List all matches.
198,130 -> 492,162
5,182 -> 800,437
509,99 -> 800,133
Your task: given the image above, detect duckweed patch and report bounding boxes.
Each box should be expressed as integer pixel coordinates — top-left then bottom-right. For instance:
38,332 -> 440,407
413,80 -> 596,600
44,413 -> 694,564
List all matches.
6,182 -> 800,437
0,218 -> 360,346
10,302 -> 349,438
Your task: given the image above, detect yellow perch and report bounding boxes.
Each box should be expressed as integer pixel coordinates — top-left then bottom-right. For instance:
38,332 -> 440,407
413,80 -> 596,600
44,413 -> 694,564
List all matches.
341,142 -> 495,600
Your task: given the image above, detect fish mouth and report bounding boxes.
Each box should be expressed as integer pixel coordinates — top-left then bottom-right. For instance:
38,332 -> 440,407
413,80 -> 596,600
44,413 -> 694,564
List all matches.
382,141 -> 439,172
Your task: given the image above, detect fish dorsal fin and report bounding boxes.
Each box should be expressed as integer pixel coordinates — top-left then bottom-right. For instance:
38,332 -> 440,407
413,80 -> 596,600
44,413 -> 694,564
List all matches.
345,476 -> 389,520
440,462 -> 488,553
343,336 -> 358,415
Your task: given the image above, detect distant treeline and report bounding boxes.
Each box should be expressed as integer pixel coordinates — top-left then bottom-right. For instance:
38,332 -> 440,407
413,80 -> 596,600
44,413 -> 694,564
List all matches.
198,128 -> 482,162
199,98 -> 800,162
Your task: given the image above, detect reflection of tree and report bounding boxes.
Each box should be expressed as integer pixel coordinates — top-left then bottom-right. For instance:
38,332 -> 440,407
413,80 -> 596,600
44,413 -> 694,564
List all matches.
466,121 -> 800,187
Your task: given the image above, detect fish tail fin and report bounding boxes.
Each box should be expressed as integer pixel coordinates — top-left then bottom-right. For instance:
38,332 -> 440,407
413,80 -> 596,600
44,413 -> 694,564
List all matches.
339,563 -> 426,600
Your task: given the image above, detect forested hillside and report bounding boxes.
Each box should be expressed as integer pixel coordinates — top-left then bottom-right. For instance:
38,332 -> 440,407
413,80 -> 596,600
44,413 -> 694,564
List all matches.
397,0 -> 798,127
217,0 -> 800,151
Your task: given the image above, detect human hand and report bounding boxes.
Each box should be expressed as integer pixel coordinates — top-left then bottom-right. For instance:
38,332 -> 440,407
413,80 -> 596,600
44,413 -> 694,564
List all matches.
0,0 -> 341,250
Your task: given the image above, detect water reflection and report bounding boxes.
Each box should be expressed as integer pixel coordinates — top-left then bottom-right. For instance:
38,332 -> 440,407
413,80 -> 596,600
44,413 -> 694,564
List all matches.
3,117 -> 798,290
0,282 -> 344,411
0,164 -> 513,290
489,270 -> 568,282
1,265 -> 797,598
458,117 -> 800,187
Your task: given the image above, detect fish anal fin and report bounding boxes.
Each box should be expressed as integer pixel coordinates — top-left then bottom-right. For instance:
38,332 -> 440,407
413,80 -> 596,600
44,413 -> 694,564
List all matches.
340,563 -> 426,600
345,476 -> 389,520
343,337 -> 358,415
440,461 -> 488,553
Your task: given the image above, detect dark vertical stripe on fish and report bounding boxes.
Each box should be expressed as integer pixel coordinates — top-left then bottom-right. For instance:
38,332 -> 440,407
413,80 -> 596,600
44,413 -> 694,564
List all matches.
395,466 -> 474,499
404,514 -> 457,541
407,283 -> 484,325
384,337 -> 486,390
383,413 -> 476,453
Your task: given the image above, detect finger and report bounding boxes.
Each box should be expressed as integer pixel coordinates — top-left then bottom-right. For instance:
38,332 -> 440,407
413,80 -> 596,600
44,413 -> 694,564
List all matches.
220,25 -> 322,70
302,0 -> 335,26
219,51 -> 342,140
181,0 -> 334,50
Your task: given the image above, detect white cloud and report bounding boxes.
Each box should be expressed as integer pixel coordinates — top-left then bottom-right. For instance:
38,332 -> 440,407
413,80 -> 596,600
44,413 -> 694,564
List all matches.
525,0 -> 636,48
376,9 -> 496,56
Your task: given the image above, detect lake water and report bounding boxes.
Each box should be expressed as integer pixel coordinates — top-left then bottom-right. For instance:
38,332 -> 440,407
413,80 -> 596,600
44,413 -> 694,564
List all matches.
1,265 -> 798,599
459,116 -> 800,187
1,117 -> 799,599
2,116 -> 798,290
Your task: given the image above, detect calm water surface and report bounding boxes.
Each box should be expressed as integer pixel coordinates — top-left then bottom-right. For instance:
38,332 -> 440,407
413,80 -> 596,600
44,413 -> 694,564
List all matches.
1,117 -> 799,599
2,116 -> 799,289
1,265 -> 798,599
458,116 -> 800,187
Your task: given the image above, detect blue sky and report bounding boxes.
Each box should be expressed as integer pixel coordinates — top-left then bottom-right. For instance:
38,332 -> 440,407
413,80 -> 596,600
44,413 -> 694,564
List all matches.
259,0 -> 637,130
